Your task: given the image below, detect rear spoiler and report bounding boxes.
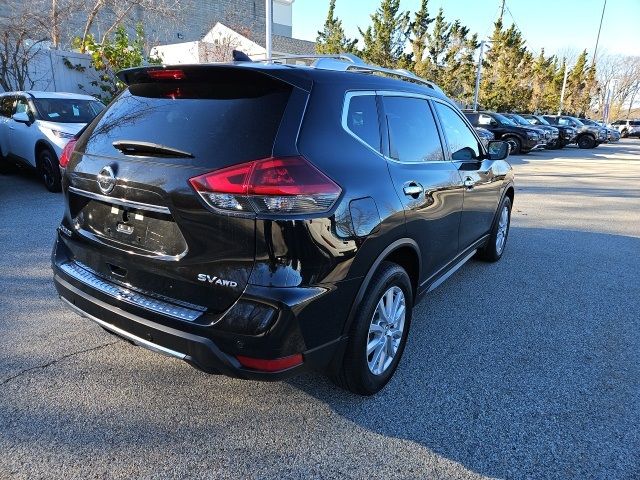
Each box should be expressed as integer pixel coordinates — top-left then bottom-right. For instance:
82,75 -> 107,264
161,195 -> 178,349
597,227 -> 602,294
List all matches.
116,64 -> 313,92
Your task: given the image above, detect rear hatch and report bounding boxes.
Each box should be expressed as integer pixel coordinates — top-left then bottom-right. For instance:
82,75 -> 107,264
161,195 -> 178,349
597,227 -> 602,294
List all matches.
61,65 -> 303,313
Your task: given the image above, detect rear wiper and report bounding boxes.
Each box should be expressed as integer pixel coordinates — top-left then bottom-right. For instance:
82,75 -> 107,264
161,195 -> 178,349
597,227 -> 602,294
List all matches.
112,140 -> 194,158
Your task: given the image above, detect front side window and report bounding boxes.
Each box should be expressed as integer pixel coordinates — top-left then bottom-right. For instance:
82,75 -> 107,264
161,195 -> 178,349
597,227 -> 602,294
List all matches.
344,94 -> 381,152
434,102 -> 481,161
382,96 -> 443,162
14,98 -> 30,115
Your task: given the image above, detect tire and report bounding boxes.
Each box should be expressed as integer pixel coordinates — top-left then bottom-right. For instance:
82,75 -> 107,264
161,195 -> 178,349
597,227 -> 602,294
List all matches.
577,134 -> 596,149
38,148 -> 61,192
621,129 -> 628,138
333,262 -> 413,395
477,196 -> 512,262
504,136 -> 521,155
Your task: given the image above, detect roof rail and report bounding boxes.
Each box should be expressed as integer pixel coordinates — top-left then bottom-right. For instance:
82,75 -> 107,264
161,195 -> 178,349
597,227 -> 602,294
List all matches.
258,53 -> 443,92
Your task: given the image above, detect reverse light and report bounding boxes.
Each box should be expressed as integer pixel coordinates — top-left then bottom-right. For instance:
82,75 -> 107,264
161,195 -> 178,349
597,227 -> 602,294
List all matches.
189,156 -> 342,215
59,138 -> 77,168
236,353 -> 303,372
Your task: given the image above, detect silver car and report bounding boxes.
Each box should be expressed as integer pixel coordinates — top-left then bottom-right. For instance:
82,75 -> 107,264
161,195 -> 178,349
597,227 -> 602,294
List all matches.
0,91 -> 104,191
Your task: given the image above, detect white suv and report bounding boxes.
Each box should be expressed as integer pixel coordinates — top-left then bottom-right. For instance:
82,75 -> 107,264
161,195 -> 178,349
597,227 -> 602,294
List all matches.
0,91 -> 104,191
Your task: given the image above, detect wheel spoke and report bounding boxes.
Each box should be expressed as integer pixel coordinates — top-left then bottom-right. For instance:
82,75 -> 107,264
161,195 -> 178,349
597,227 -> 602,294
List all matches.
376,346 -> 386,372
385,289 -> 394,319
367,335 -> 384,355
368,323 -> 384,335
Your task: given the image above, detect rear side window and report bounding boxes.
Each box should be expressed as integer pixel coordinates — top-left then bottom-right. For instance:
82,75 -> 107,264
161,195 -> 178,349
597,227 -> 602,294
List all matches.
344,94 -> 381,152
382,96 -> 443,162
464,112 -> 479,125
82,71 -> 292,166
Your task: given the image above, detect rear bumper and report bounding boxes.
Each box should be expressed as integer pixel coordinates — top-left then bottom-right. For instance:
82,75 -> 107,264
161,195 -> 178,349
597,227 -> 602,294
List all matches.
52,236 -> 349,381
54,272 -> 329,380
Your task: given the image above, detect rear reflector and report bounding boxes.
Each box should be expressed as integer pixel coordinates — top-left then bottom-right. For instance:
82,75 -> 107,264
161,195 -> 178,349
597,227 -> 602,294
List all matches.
189,156 -> 341,215
59,138 -> 77,168
236,353 -> 303,372
147,69 -> 186,80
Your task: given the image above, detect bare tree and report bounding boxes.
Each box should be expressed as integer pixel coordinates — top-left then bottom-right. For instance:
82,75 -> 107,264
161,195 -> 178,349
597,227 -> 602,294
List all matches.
0,7 -> 50,91
594,54 -> 640,120
77,0 -> 184,52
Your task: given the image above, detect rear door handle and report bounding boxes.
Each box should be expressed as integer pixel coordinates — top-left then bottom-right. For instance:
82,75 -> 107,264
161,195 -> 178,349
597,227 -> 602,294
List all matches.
403,183 -> 423,197
463,177 -> 475,189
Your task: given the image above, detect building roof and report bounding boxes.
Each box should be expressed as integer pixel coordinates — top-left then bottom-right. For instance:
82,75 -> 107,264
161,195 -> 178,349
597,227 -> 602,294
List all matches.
271,35 -> 316,56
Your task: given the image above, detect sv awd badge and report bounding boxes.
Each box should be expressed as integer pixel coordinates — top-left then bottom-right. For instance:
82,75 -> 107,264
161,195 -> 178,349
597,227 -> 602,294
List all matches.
197,274 -> 238,288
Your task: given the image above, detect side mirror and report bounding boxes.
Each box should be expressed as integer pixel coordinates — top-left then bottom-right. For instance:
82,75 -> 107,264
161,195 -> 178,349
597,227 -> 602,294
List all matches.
487,140 -> 509,160
12,111 -> 30,124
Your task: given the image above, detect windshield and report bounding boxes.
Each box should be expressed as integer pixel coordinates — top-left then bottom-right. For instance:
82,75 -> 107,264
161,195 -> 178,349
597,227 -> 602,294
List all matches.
526,115 -> 550,126
34,98 -> 104,123
508,114 -> 531,126
493,113 -> 516,126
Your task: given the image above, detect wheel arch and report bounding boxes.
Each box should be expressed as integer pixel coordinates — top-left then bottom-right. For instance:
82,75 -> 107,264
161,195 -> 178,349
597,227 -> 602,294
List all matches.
34,139 -> 57,168
342,238 -> 421,337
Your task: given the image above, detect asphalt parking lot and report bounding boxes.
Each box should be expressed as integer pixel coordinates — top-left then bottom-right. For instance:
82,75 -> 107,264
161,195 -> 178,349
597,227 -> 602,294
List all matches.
1,140 -> 639,479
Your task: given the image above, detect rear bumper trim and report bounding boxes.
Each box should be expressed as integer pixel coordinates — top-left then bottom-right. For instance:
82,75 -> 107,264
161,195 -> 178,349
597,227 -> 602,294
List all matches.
59,260 -> 203,322
60,296 -> 187,360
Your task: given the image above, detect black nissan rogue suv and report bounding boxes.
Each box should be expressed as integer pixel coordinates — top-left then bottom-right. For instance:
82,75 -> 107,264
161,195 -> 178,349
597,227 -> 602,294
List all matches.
52,57 -> 514,395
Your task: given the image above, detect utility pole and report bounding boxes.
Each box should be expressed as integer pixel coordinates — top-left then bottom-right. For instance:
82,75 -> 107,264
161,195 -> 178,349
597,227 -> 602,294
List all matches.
558,62 -> 569,115
592,0 -> 607,66
265,0 -> 272,60
499,0 -> 506,21
472,40 -> 486,111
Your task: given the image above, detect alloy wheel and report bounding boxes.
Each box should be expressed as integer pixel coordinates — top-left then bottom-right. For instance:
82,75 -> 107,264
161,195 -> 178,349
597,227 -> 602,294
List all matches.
367,286 -> 406,376
495,205 -> 509,254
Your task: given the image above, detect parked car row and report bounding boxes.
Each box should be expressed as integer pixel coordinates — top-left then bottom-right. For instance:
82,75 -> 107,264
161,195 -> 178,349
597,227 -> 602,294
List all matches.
610,119 -> 640,138
0,91 -> 104,191
462,109 -> 619,154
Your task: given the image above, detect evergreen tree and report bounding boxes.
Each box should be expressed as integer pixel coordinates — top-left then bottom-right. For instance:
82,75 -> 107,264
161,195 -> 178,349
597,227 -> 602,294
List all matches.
409,0 -> 434,77
480,19 -> 532,111
424,7 -> 451,82
529,50 -> 560,113
359,0 -> 410,69
315,0 -> 357,54
564,50 -> 597,115
439,20 -> 479,105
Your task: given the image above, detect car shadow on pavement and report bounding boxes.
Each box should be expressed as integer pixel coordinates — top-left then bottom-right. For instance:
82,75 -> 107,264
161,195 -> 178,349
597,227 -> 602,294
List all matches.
288,226 -> 640,479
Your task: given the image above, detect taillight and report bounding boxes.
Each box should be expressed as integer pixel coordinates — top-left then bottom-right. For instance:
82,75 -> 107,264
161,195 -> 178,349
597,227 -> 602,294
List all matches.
189,156 -> 341,215
236,353 -> 303,372
59,138 -> 77,168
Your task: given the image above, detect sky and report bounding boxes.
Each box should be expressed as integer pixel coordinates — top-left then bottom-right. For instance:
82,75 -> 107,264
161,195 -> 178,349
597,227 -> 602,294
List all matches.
292,0 -> 640,59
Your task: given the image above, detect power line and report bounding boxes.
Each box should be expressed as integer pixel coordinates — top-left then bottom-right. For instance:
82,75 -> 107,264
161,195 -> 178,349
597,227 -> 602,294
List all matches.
505,6 -> 521,32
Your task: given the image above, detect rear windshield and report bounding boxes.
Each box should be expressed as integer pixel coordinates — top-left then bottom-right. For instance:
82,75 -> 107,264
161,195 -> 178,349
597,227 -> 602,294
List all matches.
34,98 -> 103,123
81,74 -> 292,166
